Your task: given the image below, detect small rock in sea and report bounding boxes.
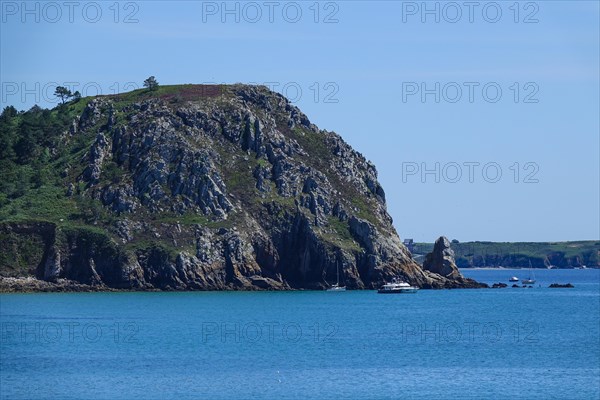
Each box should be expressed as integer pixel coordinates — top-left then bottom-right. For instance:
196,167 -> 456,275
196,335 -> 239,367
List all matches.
492,283 -> 508,288
549,283 -> 574,288
512,284 -> 520,288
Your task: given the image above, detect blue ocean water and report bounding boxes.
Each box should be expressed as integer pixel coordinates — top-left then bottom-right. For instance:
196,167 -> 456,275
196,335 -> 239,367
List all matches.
1,269 -> 599,400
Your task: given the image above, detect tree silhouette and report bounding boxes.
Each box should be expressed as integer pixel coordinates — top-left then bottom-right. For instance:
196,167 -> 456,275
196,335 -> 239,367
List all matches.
54,86 -> 72,104
143,76 -> 159,91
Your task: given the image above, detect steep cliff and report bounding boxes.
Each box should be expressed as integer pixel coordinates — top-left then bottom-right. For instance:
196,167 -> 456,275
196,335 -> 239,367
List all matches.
0,84 -> 479,291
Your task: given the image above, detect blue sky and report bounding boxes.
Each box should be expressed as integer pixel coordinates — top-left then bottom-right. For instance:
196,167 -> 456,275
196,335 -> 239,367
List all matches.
1,1 -> 598,242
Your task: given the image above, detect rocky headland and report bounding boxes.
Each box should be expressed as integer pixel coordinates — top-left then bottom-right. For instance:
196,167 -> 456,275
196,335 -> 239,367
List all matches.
0,84 -> 484,292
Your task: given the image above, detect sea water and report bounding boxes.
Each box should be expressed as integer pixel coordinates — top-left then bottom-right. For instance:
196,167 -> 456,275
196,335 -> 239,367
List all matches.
1,269 -> 598,399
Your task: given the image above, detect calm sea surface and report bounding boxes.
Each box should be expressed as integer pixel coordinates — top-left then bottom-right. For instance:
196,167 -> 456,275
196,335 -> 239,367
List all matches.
1,269 -> 599,399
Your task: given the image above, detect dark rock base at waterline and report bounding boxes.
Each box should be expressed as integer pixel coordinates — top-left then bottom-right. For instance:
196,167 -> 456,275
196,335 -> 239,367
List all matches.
0,276 -> 489,293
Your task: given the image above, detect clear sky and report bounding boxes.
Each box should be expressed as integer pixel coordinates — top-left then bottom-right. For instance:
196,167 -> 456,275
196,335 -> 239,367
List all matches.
1,1 -> 598,242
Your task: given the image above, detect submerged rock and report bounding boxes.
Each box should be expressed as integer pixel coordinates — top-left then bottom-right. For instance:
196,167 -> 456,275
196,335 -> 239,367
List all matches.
549,283 -> 574,288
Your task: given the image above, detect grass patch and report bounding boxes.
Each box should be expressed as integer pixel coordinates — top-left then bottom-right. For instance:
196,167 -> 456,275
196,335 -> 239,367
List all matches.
318,216 -> 362,252
123,239 -> 180,260
0,229 -> 46,276
0,186 -> 76,223
106,84 -> 227,110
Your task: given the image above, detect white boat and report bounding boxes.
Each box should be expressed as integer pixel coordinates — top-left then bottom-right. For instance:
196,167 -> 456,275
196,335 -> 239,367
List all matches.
327,283 -> 346,292
509,276 -> 519,282
327,262 -> 346,291
377,278 -> 418,294
522,261 -> 536,284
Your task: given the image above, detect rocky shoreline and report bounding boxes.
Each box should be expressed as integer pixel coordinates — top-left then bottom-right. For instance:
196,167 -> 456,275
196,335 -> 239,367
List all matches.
0,236 -> 486,293
0,277 -> 112,293
0,276 -> 485,293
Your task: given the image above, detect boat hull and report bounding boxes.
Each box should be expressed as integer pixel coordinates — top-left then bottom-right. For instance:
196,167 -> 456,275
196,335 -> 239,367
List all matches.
377,288 -> 418,294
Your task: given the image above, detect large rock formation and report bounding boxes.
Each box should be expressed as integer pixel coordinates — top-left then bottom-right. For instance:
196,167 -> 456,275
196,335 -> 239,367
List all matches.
423,236 -> 487,288
423,236 -> 461,279
0,84 -> 483,291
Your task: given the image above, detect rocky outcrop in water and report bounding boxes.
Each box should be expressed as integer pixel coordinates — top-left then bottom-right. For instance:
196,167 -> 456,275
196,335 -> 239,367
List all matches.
0,84 -> 484,291
423,237 -> 461,279
423,236 -> 486,288
549,283 -> 574,288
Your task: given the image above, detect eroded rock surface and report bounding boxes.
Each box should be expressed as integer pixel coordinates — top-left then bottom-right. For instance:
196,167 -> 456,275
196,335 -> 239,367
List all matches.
0,85 -> 484,291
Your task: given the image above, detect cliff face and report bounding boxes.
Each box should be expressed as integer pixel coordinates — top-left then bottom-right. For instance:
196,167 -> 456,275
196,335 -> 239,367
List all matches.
0,84 -> 478,290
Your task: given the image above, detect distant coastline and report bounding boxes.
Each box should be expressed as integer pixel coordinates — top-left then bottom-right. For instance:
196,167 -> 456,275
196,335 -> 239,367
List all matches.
460,267 -> 597,270
410,240 -> 599,269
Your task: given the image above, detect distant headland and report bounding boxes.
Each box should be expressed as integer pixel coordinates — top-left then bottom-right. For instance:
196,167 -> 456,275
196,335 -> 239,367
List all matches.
405,240 -> 599,269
